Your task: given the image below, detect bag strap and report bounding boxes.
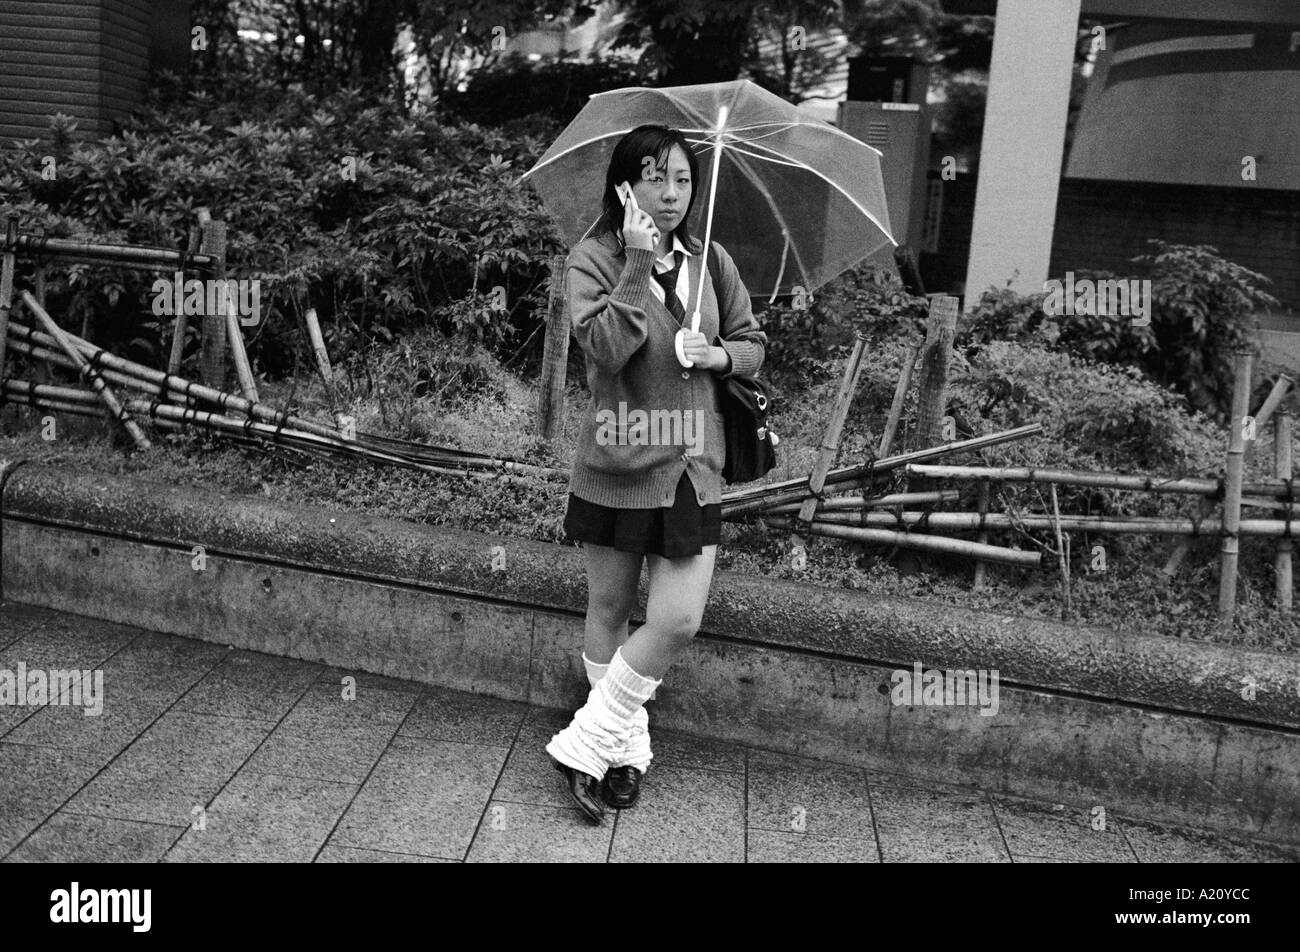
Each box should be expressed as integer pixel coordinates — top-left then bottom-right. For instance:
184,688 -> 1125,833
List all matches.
705,240 -> 727,330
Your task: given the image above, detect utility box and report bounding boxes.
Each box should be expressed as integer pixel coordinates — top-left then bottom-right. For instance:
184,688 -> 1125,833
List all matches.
838,100 -> 932,263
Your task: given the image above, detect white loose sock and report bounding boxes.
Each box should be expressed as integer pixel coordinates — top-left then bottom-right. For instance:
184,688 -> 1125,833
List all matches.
585,652 -> 652,772
546,648 -> 661,781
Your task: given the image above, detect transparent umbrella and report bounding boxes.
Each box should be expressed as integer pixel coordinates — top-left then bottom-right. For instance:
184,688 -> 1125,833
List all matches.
519,78 -> 897,305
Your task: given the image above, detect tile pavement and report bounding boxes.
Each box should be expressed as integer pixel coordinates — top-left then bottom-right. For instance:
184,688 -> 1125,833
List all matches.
2,601 -> 1297,863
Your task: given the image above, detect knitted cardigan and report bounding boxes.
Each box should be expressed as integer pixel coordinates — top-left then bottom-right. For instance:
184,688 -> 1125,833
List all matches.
565,229 -> 767,509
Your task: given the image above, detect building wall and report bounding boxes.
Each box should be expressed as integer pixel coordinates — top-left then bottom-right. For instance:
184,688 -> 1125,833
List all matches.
0,0 -> 155,146
1050,180 -> 1300,314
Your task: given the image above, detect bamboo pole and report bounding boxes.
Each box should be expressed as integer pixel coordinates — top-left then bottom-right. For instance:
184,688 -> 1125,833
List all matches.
878,343 -> 919,458
904,463 -> 1297,501
914,295 -> 959,449
199,219 -> 228,390
0,215 -> 16,386
6,336 -> 202,407
536,253 -> 570,443
1252,374 -> 1293,436
763,515 -> 1042,565
1050,484 -> 1071,618
773,507 -> 1300,537
722,423 -> 1044,516
1,233 -> 214,270
18,292 -> 151,451
761,490 -> 960,516
1219,352 -> 1252,622
793,332 -> 869,554
226,304 -> 259,402
1276,412 -> 1293,615
303,306 -> 347,430
167,209 -> 208,377
0,378 -> 546,484
6,321 -> 568,481
973,479 -> 990,590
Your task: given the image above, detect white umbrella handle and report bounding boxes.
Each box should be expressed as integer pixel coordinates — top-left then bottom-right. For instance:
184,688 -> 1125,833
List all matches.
678,104 -> 728,368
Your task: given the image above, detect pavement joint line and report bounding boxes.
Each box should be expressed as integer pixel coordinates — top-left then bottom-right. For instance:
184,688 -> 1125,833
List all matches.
317,845 -> 458,863
1,636 -> 232,862
865,771 -> 885,863
984,788 -> 1015,863
469,698 -> 537,861
142,652 -> 324,861
605,803 -> 619,863
53,807 -> 190,830
1118,821 -> 1141,862
0,620 -> 148,741
307,682 -> 423,864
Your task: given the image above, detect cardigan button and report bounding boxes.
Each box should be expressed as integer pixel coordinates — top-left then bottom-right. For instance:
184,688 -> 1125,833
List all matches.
681,371 -> 690,379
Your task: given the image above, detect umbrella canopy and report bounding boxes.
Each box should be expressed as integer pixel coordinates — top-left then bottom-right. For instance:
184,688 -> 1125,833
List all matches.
520,79 -> 896,301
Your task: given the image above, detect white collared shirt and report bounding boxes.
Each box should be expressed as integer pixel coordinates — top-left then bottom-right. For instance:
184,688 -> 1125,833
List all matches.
621,231 -> 695,316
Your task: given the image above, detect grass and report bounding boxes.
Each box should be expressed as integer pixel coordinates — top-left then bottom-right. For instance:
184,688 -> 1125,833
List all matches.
3,328 -> 1298,657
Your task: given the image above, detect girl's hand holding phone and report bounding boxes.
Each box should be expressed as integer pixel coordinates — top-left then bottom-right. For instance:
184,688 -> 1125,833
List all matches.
620,181 -> 660,252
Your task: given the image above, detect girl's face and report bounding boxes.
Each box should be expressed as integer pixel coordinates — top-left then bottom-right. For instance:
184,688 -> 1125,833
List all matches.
630,144 -> 692,239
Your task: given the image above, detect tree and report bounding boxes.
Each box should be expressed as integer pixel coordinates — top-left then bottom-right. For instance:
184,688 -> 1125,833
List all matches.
744,0 -> 843,104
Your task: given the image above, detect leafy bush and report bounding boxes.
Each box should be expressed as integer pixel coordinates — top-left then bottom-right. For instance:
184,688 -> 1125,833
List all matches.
0,78 -> 567,381
958,242 -> 1276,423
758,260 -> 929,390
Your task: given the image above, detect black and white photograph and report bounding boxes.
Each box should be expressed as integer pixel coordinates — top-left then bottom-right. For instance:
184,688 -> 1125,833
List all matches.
0,0 -> 1295,901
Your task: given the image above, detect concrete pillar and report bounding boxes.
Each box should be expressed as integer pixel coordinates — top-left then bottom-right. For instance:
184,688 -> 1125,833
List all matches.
963,0 -> 1082,309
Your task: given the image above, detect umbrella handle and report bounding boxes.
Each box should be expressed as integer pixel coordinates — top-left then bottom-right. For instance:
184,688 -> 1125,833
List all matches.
674,328 -> 693,368
689,104 -> 729,344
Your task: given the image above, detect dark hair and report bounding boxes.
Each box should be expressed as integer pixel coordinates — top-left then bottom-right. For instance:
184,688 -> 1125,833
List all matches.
597,124 -> 701,253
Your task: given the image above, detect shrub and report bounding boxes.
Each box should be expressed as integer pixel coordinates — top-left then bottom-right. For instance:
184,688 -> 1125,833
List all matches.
958,242 -> 1276,423
0,80 -> 567,381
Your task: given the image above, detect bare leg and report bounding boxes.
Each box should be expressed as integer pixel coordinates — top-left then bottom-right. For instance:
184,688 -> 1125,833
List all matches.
581,543 -> 643,665
619,544 -> 717,680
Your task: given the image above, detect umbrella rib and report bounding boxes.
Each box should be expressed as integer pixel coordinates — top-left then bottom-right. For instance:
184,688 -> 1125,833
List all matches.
710,144 -> 813,296
519,128 -> 638,181
714,143 -> 808,170
728,138 -> 897,246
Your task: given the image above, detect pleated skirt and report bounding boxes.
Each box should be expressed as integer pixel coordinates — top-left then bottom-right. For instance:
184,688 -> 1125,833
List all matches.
563,471 -> 721,558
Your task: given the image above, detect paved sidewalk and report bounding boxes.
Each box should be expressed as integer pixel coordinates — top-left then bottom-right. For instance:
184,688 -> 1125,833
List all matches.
1,601 -> 1296,863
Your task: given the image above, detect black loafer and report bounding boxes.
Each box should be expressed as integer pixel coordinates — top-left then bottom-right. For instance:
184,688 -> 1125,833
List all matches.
550,757 -> 605,823
601,765 -> 643,809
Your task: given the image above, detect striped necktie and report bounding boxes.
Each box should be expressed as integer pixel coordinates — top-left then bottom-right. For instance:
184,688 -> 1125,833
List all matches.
652,259 -> 687,326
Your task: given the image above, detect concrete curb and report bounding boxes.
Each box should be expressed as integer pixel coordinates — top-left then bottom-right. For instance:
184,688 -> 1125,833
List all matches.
4,459 -> 1299,843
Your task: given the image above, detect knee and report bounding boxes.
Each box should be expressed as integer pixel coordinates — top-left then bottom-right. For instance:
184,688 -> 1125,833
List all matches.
656,609 -> 703,648
588,601 -> 634,632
